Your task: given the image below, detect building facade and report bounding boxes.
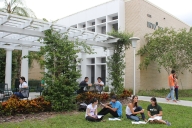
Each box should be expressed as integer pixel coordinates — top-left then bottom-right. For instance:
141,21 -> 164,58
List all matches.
30,0 -> 191,91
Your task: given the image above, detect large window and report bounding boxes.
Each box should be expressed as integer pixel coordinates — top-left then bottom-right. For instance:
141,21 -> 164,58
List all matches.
113,23 -> 118,31
101,65 -> 106,85
101,26 -> 106,34
91,65 -> 95,84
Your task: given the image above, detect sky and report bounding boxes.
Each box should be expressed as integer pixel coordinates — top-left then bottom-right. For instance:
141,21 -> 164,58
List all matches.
0,0 -> 192,26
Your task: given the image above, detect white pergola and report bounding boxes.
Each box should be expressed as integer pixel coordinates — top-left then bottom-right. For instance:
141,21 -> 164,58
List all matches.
0,12 -> 118,89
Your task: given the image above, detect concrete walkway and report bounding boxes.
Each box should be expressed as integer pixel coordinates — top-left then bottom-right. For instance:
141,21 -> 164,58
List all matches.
28,92 -> 192,107
139,96 -> 192,107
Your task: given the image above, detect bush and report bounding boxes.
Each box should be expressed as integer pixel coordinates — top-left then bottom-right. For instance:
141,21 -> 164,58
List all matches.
0,95 -> 51,116
76,92 -> 110,104
76,89 -> 132,104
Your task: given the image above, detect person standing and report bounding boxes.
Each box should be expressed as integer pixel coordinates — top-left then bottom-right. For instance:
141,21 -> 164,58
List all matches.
174,74 -> 179,101
98,95 -> 122,117
166,70 -> 177,102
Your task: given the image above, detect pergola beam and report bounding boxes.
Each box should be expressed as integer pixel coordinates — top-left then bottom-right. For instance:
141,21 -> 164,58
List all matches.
0,38 -> 45,46
0,25 -> 45,37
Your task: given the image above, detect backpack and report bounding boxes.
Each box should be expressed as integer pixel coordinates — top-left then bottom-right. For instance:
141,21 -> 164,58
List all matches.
78,103 -> 87,111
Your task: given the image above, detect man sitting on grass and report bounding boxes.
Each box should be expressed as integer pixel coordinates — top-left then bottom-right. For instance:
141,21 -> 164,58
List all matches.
98,95 -> 122,118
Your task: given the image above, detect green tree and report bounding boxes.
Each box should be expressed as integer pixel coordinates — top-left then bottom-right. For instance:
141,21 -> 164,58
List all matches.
0,0 -> 36,18
39,29 -> 92,111
137,27 -> 192,77
107,30 -> 132,94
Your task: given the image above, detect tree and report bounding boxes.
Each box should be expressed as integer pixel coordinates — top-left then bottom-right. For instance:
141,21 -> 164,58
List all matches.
0,0 -> 36,18
137,27 -> 192,77
107,30 -> 132,94
38,29 -> 92,111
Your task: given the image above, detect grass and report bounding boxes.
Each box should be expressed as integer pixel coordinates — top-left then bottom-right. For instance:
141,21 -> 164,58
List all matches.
138,89 -> 192,101
1,101 -> 192,128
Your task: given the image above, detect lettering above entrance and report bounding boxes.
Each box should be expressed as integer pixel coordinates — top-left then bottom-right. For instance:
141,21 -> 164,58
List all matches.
147,21 -> 163,30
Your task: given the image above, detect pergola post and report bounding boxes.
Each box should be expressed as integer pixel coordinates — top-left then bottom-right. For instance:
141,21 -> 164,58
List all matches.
81,52 -> 87,80
5,48 -> 13,89
21,47 -> 29,83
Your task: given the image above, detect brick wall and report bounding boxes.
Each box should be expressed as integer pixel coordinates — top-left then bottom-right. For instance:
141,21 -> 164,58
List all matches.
124,0 -> 191,91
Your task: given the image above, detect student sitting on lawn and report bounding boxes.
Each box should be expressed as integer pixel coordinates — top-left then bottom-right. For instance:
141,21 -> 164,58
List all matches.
85,98 -> 102,122
98,95 -> 122,117
126,95 -> 147,122
147,97 -> 171,126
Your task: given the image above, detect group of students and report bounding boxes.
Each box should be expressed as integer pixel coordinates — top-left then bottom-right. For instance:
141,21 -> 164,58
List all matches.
78,77 -> 104,94
85,95 -> 171,126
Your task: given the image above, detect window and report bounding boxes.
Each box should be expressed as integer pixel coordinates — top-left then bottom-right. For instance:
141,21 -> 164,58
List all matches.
91,65 -> 95,84
92,22 -> 95,25
101,26 -> 106,34
101,58 -> 106,63
101,65 -> 106,85
91,29 -> 95,32
112,23 -> 118,31
91,58 -> 95,64
101,19 -> 106,23
112,16 -> 118,20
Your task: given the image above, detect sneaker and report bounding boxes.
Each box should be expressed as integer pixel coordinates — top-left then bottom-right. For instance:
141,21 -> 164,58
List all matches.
173,100 -> 177,103
165,121 -> 171,126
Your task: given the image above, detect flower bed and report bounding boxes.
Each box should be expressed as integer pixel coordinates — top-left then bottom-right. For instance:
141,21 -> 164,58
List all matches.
76,89 -> 132,104
0,95 -> 51,116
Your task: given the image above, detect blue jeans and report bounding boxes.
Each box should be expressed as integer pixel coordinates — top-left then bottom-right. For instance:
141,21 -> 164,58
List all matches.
126,106 -> 145,121
166,86 -> 175,100
14,92 -> 25,98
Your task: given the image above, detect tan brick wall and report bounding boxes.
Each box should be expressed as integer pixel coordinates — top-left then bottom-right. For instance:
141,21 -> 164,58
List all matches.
124,0 -> 191,91
28,60 -> 43,80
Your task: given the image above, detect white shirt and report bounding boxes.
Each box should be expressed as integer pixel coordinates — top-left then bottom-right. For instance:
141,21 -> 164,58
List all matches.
19,82 -> 28,88
85,104 -> 97,117
126,106 -> 136,115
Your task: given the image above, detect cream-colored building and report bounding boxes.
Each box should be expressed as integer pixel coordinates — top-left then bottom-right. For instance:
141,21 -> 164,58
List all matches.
30,0 -> 191,91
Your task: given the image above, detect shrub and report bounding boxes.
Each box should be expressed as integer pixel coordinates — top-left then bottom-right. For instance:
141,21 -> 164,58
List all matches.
76,92 -> 110,104
0,95 -> 51,116
76,89 -> 132,104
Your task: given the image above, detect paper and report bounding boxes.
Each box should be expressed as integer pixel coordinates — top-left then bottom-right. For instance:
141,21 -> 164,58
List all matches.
132,121 -> 147,124
148,116 -> 162,121
97,115 -> 103,119
100,102 -> 105,106
108,118 -> 121,121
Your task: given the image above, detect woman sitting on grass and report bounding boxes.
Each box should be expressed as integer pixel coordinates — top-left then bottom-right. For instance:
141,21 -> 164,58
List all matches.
126,95 -> 147,122
147,97 -> 171,126
85,98 -> 102,122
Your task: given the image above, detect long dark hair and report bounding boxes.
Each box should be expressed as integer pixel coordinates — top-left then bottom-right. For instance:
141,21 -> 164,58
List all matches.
90,98 -> 97,104
20,76 -> 27,83
151,97 -> 157,106
132,95 -> 138,107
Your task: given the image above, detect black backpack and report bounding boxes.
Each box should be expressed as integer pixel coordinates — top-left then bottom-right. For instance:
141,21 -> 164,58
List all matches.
78,103 -> 87,111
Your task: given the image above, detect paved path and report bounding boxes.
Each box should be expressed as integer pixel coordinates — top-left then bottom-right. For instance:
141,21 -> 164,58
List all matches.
138,96 -> 192,107
28,92 -> 192,107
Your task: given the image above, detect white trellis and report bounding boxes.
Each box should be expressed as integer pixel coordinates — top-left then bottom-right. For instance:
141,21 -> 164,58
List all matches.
0,12 -> 118,88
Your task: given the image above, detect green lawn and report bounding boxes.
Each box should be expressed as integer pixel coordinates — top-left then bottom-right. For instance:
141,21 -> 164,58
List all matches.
138,89 -> 192,101
1,101 -> 191,128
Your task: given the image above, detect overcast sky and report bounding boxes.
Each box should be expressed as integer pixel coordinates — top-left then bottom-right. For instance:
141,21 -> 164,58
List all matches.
0,0 -> 192,26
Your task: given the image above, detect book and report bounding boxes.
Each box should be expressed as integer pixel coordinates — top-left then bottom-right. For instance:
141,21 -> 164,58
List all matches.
148,116 -> 162,121
132,121 -> 147,124
97,115 -> 103,119
108,118 -> 121,121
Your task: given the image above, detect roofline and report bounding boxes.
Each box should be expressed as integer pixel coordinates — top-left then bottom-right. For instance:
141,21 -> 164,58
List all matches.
144,0 -> 190,27
58,0 -> 114,20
